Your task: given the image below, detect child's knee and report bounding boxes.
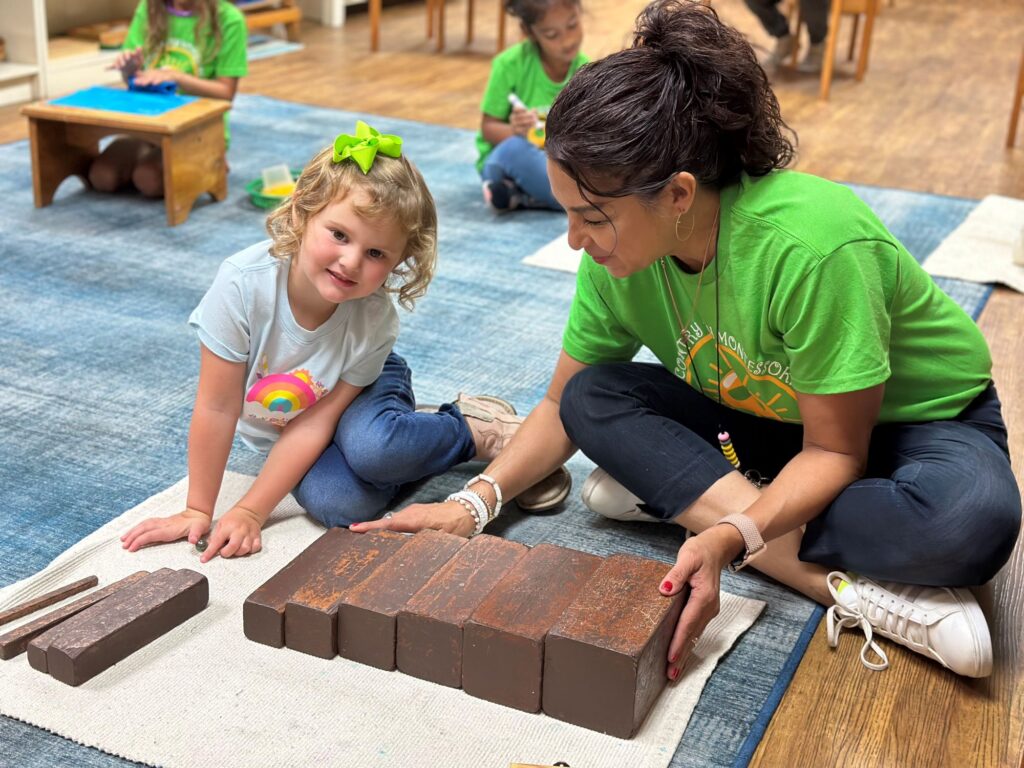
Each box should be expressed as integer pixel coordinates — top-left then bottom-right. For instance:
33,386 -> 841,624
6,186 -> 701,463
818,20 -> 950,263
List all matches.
88,160 -> 123,193
293,477 -> 388,528
131,158 -> 164,198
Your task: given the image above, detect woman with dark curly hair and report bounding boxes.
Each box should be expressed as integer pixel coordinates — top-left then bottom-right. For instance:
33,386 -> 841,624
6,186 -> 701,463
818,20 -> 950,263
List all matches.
354,0 -> 1021,681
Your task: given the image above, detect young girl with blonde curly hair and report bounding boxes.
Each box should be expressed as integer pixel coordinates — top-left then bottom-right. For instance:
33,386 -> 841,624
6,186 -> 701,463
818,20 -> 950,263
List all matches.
122,123 -> 531,561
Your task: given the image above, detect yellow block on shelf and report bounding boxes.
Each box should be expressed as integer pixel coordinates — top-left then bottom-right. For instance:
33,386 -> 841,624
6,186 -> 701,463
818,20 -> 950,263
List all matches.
48,37 -> 101,60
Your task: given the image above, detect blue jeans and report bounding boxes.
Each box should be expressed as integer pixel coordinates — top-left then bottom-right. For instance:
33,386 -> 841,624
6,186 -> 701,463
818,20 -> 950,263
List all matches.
292,352 -> 476,527
481,135 -> 562,211
559,362 -> 1022,587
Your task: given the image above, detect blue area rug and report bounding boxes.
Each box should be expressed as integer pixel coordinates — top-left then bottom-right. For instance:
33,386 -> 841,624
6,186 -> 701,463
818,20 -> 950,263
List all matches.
247,33 -> 304,61
0,94 -> 988,767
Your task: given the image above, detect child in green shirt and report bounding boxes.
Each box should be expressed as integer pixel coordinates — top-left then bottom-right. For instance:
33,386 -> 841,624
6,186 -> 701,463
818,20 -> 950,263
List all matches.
88,0 -> 248,199
476,0 -> 588,211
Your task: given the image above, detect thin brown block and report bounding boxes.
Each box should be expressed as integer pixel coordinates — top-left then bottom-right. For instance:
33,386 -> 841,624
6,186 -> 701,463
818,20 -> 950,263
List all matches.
1,572 -> 149,661
285,529 -> 408,659
338,529 -> 467,670
32,568 -> 208,687
542,554 -> 687,738
243,527 -> 353,648
463,543 -> 602,712
0,576 -> 98,627
397,534 -> 528,688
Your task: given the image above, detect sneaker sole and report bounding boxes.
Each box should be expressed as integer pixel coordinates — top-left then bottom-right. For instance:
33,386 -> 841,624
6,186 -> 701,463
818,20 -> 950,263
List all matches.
953,586 -> 993,678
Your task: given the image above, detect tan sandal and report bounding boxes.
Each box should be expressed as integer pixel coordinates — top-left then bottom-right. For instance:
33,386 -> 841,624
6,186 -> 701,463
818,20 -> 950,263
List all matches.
516,466 -> 572,512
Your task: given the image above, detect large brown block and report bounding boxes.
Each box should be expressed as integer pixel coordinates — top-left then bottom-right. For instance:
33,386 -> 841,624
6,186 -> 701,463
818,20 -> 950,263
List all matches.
463,543 -> 602,712
243,527 -> 352,648
397,533 -> 527,688
285,529 -> 408,659
29,568 -> 208,687
1,571 -> 149,661
338,529 -> 466,670
542,554 -> 686,738
0,576 -> 98,627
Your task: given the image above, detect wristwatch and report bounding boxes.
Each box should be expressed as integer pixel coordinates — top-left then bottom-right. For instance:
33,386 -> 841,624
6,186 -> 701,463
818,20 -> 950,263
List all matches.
716,513 -> 766,572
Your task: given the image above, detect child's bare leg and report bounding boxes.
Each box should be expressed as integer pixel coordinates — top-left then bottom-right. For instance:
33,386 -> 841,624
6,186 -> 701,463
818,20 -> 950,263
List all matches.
88,138 -> 151,192
131,144 -> 165,198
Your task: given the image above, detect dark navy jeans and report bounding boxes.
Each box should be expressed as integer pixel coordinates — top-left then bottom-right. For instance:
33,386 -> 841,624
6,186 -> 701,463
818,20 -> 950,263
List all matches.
560,362 -> 1022,587
292,352 -> 476,527
480,135 -> 562,211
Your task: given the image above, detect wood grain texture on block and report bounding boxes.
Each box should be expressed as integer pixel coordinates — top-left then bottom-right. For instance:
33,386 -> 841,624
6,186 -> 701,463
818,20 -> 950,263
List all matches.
284,529 -> 408,659
542,554 -> 686,738
396,533 -> 528,688
338,529 -> 466,670
1,571 -> 149,661
0,576 -> 98,627
463,543 -> 602,712
34,568 -> 208,687
243,527 -> 352,648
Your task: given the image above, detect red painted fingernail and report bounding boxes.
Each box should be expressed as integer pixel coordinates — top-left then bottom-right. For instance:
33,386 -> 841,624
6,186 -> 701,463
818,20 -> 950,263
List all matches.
669,652 -> 679,664
669,667 -> 680,681
662,580 -> 673,592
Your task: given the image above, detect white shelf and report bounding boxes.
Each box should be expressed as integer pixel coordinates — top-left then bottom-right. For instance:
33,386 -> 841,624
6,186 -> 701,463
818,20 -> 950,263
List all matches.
0,61 -> 39,84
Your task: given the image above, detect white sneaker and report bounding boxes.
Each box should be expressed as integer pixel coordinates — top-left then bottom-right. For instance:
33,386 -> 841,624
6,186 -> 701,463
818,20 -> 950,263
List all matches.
797,41 -> 826,74
580,468 -> 661,523
765,33 -> 797,72
825,571 -> 993,678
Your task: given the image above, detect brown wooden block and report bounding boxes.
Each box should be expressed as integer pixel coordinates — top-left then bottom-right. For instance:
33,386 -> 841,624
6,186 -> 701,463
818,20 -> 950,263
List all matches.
0,576 -> 98,627
243,526 -> 352,648
542,554 -> 687,738
338,529 -> 467,670
463,543 -> 602,712
1,571 -> 149,661
285,529 -> 408,659
397,533 -> 528,688
30,568 -> 208,686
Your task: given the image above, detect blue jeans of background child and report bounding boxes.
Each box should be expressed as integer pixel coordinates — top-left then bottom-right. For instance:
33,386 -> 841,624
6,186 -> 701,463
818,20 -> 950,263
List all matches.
481,135 -> 562,211
559,362 -> 1022,587
292,352 -> 476,527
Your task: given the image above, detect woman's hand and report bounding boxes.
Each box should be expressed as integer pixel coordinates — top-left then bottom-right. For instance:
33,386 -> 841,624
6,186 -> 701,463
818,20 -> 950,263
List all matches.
350,500 -> 476,538
199,506 -> 263,564
659,524 -> 743,680
509,106 -> 539,137
121,508 -> 211,552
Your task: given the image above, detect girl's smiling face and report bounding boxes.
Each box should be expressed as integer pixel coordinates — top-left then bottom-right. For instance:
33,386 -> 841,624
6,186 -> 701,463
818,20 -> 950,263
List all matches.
291,189 -> 408,318
528,1 -> 584,74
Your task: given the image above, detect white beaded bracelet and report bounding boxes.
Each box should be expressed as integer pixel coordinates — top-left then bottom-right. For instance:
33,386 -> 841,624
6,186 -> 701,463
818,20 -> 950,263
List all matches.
467,474 -> 502,520
447,494 -> 481,532
446,490 -> 489,536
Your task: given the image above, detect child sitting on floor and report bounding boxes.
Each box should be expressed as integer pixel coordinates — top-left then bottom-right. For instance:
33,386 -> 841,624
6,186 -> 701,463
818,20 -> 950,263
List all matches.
89,0 -> 248,198
121,122 -> 554,561
476,0 -> 588,212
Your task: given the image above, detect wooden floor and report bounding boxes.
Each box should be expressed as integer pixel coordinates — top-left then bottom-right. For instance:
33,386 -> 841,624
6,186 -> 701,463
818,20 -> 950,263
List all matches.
3,0 -> 1022,764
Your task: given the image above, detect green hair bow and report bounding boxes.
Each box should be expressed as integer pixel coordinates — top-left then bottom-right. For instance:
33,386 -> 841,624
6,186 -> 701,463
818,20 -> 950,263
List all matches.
332,120 -> 403,174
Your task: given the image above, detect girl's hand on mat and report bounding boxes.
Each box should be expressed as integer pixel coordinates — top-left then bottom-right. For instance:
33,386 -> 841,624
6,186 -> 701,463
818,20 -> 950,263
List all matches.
198,506 -> 263,564
509,106 -> 538,137
113,47 -> 143,79
133,68 -> 179,87
120,508 -> 212,552
349,501 -> 476,538
659,526 -> 738,681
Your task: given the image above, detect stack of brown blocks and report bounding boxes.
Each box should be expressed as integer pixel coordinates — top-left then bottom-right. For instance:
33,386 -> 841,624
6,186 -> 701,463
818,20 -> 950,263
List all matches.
0,568 -> 208,686
245,528 -> 686,738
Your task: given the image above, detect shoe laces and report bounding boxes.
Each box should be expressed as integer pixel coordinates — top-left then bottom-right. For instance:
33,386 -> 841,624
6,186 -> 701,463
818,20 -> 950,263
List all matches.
826,571 -> 892,671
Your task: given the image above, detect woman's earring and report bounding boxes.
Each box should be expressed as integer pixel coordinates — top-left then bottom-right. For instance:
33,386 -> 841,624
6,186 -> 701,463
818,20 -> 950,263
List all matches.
675,212 -> 695,243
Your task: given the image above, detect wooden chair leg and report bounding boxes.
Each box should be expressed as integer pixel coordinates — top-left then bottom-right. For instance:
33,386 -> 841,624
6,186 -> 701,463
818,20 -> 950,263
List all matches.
427,0 -> 434,38
1007,45 -> 1024,148
855,0 -> 877,81
370,0 -> 381,51
819,0 -> 843,100
788,0 -> 801,67
847,13 -> 859,61
466,0 -> 474,45
437,0 -> 445,51
497,0 -> 506,50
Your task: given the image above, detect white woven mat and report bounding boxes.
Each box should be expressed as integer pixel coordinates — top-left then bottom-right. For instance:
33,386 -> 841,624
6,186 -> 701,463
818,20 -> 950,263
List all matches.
0,472 -> 764,768
922,194 -> 1024,293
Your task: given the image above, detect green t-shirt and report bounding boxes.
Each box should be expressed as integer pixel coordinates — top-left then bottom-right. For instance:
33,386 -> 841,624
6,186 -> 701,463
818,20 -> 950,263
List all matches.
563,170 -> 992,424
123,0 -> 248,143
475,41 -> 588,172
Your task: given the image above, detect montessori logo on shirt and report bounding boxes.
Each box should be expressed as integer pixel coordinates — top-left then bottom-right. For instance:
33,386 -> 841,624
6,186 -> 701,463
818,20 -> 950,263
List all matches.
675,322 -> 801,422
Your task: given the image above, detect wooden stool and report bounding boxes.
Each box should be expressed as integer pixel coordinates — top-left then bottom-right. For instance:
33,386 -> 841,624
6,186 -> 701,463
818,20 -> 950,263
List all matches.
238,0 -> 303,42
21,96 -> 231,227
370,0 -> 506,53
1007,44 -> 1024,148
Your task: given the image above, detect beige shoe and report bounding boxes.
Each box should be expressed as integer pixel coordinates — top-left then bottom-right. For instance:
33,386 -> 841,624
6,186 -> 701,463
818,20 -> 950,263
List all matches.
454,393 -> 523,461
797,41 -> 825,74
516,466 -> 572,512
764,33 -> 796,72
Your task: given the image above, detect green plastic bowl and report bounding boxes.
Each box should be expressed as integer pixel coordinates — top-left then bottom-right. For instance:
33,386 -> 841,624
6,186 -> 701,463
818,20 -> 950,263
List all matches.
245,168 -> 303,210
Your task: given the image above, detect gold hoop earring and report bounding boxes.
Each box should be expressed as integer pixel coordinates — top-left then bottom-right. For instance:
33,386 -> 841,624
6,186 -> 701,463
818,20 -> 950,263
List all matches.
675,212 -> 695,243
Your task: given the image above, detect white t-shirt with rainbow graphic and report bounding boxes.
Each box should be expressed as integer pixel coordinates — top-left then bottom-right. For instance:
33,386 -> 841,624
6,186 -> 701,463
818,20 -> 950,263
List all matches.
189,241 -> 399,453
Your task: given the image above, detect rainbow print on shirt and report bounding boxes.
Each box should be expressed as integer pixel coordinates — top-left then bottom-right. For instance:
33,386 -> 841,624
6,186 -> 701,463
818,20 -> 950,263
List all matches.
244,364 -> 328,428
